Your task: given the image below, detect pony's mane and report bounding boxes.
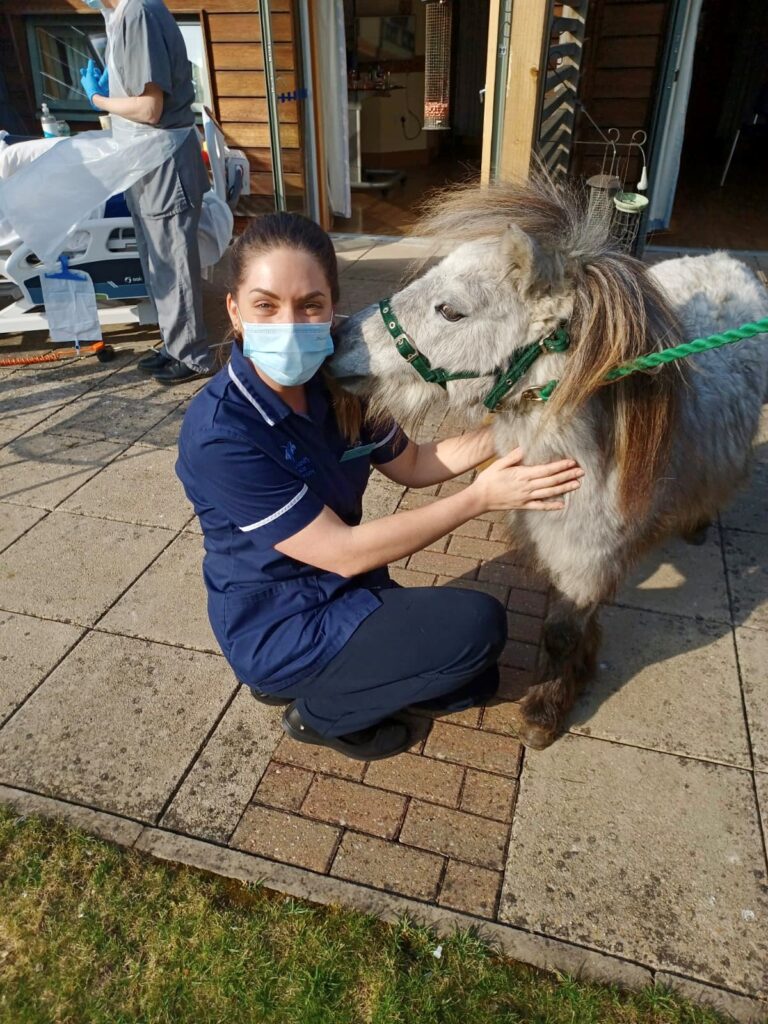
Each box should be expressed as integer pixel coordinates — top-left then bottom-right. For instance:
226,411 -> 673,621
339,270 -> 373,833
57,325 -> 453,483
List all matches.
416,174 -> 687,518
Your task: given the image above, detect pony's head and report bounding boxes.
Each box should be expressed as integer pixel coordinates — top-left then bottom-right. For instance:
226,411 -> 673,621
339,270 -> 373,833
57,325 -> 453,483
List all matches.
331,174 -> 684,515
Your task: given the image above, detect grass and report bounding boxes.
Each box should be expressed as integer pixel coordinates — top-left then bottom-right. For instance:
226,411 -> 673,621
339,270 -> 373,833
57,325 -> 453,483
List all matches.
0,805 -> 746,1024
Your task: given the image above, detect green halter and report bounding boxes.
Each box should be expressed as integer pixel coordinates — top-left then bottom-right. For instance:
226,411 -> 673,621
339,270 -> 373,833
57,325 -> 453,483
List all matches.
378,298 -> 570,413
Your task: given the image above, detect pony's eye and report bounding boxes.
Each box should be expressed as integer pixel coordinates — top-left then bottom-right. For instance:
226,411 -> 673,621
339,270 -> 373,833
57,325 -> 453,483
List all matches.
436,303 -> 465,322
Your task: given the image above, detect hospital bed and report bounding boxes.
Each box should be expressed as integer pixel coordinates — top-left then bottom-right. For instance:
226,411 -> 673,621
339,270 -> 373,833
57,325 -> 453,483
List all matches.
0,108 -> 248,338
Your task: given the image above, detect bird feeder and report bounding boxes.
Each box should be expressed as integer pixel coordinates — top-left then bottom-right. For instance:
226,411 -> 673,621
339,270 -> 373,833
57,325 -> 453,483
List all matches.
423,0 -> 452,130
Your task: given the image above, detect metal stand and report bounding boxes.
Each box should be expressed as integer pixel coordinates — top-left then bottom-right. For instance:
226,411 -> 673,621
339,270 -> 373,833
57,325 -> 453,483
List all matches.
348,96 -> 406,195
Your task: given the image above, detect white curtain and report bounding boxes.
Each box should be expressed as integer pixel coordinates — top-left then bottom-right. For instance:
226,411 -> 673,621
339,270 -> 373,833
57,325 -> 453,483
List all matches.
315,0 -> 351,218
647,0 -> 703,231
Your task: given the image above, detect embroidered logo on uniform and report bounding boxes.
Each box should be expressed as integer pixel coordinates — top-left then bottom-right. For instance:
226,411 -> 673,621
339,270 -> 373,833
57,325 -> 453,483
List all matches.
282,441 -> 314,479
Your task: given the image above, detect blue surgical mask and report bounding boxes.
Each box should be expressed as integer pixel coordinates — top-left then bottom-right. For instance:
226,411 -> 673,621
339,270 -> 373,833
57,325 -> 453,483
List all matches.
82,0 -> 106,9
238,311 -> 334,386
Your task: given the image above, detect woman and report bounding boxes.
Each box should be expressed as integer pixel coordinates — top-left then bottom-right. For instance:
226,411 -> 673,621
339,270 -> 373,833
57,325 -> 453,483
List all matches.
176,213 -> 584,761
80,0 -> 212,385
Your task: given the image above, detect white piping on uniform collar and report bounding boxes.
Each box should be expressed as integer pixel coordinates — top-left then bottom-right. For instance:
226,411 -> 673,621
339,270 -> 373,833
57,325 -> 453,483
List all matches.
227,362 -> 275,427
372,423 -> 398,449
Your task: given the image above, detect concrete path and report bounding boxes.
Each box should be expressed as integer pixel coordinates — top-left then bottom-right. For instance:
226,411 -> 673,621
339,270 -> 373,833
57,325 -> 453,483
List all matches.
0,239 -> 766,1024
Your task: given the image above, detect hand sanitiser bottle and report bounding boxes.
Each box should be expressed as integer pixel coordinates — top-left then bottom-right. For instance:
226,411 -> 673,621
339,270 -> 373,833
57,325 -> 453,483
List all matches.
40,103 -> 57,137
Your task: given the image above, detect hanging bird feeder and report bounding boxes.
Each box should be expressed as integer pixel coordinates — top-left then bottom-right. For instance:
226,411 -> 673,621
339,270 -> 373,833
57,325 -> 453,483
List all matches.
423,0 -> 453,130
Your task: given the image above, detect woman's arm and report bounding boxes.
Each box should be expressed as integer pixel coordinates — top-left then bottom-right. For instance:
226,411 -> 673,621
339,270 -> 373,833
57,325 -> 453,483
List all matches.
93,84 -> 164,125
275,448 -> 583,577
378,425 -> 498,489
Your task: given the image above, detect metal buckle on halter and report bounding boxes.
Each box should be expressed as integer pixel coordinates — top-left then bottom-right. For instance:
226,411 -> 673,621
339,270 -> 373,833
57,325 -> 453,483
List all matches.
396,335 -> 420,362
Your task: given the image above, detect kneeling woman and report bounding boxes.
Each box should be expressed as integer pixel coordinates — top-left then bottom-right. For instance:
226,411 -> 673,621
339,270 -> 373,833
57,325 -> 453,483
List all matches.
176,213 -> 583,761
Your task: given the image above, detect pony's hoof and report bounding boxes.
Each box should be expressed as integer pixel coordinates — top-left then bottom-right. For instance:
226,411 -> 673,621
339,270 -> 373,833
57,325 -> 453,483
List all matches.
517,720 -> 558,750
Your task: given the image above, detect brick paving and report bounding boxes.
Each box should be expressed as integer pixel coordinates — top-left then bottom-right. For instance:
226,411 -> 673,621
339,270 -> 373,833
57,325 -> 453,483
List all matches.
225,419 -> 539,908
1,239 -> 767,1022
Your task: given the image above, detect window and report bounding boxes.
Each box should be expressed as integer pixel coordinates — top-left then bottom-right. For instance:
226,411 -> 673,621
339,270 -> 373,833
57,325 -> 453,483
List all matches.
25,16 -> 212,119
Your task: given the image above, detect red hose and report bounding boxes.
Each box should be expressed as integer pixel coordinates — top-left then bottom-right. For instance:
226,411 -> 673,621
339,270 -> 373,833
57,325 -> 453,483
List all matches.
0,341 -> 106,367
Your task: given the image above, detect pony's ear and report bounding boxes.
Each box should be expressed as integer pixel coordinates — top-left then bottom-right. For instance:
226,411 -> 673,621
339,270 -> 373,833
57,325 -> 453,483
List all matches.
501,223 -> 561,295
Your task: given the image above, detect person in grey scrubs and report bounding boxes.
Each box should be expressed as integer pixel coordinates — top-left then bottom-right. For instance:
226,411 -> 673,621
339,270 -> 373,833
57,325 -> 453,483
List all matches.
80,0 -> 212,385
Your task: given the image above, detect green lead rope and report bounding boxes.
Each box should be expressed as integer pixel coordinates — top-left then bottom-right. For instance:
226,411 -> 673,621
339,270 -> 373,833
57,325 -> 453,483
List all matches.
534,316 -> 768,403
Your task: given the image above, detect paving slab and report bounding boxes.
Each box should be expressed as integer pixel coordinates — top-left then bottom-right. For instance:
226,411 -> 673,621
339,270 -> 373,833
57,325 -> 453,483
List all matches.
337,278 -> 400,317
656,974 -> 768,1024
721,446 -> 768,535
735,626 -> 768,772
1,510 -> 172,626
724,529 -> 768,631
99,531 -> 215,651
0,405 -> 60,449
570,605 -> 750,767
0,610 -> 82,726
331,233 -> 378,272
231,803 -> 341,873
352,236 -> 446,278
0,784 -> 144,848
0,359 -> 113,447
161,686 -> 282,842
135,400 -> 193,450
756,773 -> 768,842
0,431 -> 125,510
499,734 -> 768,996
0,502 -> 46,552
59,443 -> 192,529
0,357 -> 115,414
614,534 -> 730,624
0,632 -> 236,821
38,362 -> 195,445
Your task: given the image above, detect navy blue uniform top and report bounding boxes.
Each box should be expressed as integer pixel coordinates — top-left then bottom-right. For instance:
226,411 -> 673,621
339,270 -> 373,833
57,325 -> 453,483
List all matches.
176,343 -> 409,688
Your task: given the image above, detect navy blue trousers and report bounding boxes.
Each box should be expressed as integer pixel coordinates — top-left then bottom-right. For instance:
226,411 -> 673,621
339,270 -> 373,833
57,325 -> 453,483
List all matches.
273,586 -> 506,737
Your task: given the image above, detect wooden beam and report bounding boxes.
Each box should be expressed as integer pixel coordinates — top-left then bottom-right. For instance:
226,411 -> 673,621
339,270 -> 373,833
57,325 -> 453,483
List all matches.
218,96 -> 298,123
222,120 -> 300,149
306,0 -> 331,229
498,0 -> 550,182
206,13 -> 293,44
210,42 -> 294,72
480,0 -> 501,184
214,71 -> 295,98
240,147 -> 303,174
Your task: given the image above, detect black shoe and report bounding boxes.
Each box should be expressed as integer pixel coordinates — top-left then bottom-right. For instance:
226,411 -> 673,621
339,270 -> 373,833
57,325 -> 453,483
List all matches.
247,686 -> 293,707
281,703 -> 412,761
137,348 -> 172,374
153,358 -> 210,386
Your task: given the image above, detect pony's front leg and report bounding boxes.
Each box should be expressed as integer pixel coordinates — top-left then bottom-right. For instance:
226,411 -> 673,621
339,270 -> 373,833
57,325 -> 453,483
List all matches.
517,595 -> 601,750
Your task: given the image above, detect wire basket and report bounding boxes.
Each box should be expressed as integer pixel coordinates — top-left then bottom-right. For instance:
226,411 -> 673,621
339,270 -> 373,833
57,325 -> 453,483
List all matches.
611,192 -> 650,252
424,1 -> 452,130
586,173 -> 622,234
577,129 -> 649,254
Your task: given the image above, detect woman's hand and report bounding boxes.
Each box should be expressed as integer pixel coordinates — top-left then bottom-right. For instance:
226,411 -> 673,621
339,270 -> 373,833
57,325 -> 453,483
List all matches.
470,448 -> 584,512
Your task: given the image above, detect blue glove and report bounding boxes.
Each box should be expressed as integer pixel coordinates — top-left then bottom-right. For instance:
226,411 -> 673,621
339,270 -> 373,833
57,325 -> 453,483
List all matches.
97,66 -> 109,95
80,58 -> 105,109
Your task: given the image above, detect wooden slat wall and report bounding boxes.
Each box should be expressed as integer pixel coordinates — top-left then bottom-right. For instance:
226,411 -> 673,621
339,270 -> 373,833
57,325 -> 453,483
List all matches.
570,0 -> 670,184
3,0 -> 305,200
